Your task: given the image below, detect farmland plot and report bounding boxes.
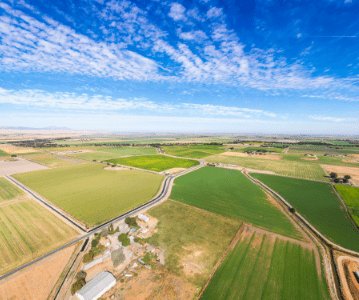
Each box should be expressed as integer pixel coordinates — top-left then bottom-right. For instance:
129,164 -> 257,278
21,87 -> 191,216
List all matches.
171,167 -> 301,239
252,174 -> 359,252
14,163 -> 163,227
107,154 -> 199,172
335,185 -> 359,226
0,179 -> 77,275
201,230 -> 329,300
162,144 -> 224,158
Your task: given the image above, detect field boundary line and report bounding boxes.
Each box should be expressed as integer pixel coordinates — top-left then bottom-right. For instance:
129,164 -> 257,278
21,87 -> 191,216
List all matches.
0,162 -> 204,282
244,171 -> 348,300
5,175 -> 87,232
197,224 -> 245,299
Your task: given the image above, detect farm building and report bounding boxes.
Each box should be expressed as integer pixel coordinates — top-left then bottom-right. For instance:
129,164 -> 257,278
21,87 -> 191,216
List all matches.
76,271 -> 116,300
138,213 -> 149,222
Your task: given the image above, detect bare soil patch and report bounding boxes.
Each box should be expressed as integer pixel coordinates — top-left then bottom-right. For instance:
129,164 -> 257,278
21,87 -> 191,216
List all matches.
163,167 -> 187,174
337,255 -> 359,300
181,245 -> 206,277
103,267 -> 197,300
222,151 -> 282,160
322,164 -> 359,185
104,166 -> 128,171
0,245 -> 75,300
343,154 -> 359,164
0,158 -> 48,176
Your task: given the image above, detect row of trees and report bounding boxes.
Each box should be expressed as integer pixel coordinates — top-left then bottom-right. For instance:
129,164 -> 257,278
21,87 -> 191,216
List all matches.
329,172 -> 351,183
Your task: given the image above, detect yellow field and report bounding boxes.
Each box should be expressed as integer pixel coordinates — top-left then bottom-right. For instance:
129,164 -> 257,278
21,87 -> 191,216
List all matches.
0,179 -> 78,275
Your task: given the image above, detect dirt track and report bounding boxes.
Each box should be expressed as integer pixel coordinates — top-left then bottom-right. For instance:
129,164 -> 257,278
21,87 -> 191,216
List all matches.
336,255 -> 359,300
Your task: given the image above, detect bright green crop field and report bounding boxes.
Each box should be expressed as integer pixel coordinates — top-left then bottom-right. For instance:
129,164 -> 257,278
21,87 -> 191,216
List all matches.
171,167 -> 301,239
206,154 -> 327,181
335,185 -> 359,226
14,163 -> 163,227
201,231 -> 329,300
71,146 -> 157,161
107,154 -> 199,172
0,149 -> 7,157
252,174 -> 359,252
162,144 -> 224,158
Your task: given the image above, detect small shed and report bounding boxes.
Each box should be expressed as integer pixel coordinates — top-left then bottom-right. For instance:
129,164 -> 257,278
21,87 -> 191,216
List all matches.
76,271 -> 116,300
138,213 -> 149,223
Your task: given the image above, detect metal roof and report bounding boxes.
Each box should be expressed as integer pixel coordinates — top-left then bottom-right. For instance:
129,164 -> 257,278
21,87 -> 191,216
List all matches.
76,271 -> 116,300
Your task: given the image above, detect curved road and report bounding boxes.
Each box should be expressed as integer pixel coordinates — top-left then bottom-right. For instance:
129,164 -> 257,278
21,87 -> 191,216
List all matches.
0,163 -> 203,282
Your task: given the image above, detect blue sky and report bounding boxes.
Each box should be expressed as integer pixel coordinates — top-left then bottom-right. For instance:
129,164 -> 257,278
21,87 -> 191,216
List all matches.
0,0 -> 358,134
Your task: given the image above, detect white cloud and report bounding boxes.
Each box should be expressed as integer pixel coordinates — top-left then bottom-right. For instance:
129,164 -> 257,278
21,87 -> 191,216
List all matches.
207,7 -> 223,18
0,87 -> 277,120
168,3 -> 186,21
179,30 -> 207,41
309,115 -> 355,123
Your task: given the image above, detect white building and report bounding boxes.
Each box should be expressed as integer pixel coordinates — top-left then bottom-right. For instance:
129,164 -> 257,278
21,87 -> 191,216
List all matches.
76,271 -> 116,300
138,213 -> 149,223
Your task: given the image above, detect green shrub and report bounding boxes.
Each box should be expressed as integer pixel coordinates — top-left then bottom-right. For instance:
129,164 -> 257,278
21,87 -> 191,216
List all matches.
125,217 -> 138,228
71,278 -> 86,295
118,233 -> 130,246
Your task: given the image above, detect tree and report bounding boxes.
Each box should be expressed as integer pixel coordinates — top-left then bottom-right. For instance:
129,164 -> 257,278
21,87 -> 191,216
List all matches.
71,278 -> 86,295
76,271 -> 87,280
118,233 -> 130,246
330,172 -> 338,179
344,175 -> 351,180
125,217 -> 138,228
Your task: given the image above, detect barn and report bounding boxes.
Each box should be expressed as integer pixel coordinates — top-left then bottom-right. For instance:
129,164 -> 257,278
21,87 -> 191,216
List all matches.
76,271 -> 116,300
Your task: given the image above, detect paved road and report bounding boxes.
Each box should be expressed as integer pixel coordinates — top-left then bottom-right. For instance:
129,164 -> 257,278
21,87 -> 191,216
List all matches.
0,163 -> 203,282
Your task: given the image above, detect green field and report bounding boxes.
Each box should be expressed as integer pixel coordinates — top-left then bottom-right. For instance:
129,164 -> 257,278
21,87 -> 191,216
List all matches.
206,154 -> 327,181
0,177 -> 22,201
107,154 -> 199,172
201,231 -> 329,300
14,163 -> 163,227
335,185 -> 359,226
0,149 -> 7,157
148,200 -> 240,286
171,167 -> 300,239
162,144 -> 225,158
71,146 -> 157,161
0,180 -> 77,275
252,174 -> 359,252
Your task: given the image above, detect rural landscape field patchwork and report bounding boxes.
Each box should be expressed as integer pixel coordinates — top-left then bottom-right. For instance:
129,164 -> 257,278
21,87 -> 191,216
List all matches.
0,136 -> 358,299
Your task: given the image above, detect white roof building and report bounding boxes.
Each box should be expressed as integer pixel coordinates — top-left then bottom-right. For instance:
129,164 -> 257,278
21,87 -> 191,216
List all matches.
138,213 -> 149,223
76,271 -> 116,300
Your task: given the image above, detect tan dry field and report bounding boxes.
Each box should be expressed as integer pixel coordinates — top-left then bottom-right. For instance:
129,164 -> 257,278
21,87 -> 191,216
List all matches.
103,268 -> 197,300
321,164 -> 359,185
343,154 -> 359,164
0,245 -> 76,300
336,255 -> 359,300
0,158 -> 48,176
222,151 -> 282,160
0,144 -> 35,154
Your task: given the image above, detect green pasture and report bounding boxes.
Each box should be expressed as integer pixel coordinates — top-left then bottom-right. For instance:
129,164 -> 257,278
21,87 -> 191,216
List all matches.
171,167 -> 301,239
14,163 -> 163,227
201,231 -> 329,300
252,174 -> 359,252
107,154 -> 199,172
0,177 -> 22,202
335,185 -> 359,226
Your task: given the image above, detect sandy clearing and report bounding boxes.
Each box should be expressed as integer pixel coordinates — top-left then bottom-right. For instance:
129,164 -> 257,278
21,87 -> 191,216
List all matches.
343,154 -> 359,164
0,144 -> 35,154
0,158 -> 48,176
0,245 -> 76,300
103,267 -> 197,300
321,164 -> 359,185
163,167 -> 187,174
222,151 -> 282,160
181,245 -> 206,277
104,166 -> 127,171
336,255 -> 359,300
